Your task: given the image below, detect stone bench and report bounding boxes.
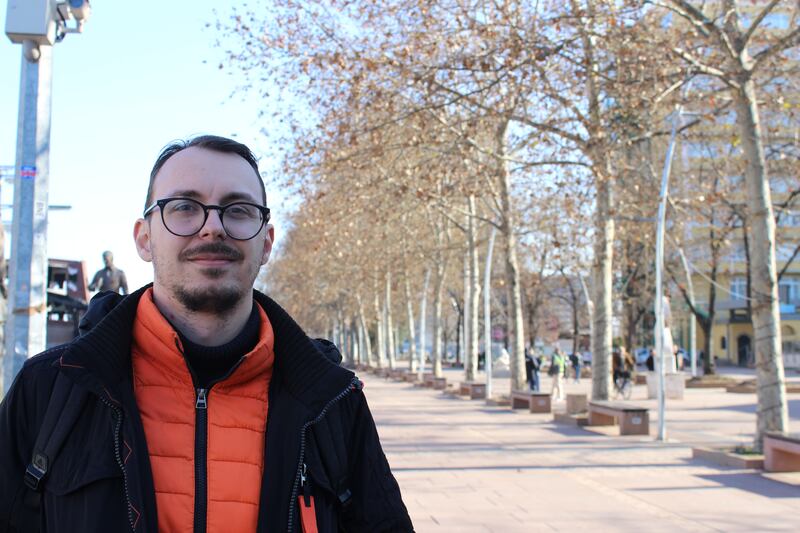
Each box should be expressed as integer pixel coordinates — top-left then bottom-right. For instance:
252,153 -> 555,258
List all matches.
421,373 -> 436,387
588,401 -> 649,436
425,374 -> 447,390
388,369 -> 408,381
403,372 -> 419,383
510,390 -> 551,413
459,381 -> 486,400
764,433 -> 800,472
566,393 -> 587,415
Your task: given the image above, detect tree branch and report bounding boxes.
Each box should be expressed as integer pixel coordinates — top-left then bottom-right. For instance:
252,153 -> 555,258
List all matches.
778,242 -> 800,282
671,47 -> 738,87
742,0 -> 782,49
752,25 -> 800,73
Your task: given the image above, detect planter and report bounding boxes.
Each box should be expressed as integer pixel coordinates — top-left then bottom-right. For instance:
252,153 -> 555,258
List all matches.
727,380 -> 800,394
686,376 -> 738,389
692,446 -> 764,469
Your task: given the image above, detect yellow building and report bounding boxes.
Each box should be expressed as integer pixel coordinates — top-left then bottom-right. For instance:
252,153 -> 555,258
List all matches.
672,186 -> 800,370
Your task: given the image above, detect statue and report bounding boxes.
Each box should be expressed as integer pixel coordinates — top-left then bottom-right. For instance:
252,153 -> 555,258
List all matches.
659,292 -> 676,373
88,251 -> 128,295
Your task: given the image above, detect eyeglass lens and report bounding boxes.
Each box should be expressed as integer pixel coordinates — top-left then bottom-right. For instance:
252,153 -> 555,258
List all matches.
162,198 -> 265,240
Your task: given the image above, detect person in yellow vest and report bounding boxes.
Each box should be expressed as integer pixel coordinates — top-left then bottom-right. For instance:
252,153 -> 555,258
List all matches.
0,135 -> 413,532
549,348 -> 566,401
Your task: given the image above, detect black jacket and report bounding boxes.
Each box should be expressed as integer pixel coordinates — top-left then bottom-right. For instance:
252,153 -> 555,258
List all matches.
0,286 -> 413,532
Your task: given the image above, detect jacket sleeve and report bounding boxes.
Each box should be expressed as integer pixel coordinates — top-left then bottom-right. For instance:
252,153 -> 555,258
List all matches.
0,358 -> 57,532
341,391 -> 414,533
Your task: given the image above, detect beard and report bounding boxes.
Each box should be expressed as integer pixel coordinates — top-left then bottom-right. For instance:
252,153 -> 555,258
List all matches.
156,242 -> 255,315
173,283 -> 244,314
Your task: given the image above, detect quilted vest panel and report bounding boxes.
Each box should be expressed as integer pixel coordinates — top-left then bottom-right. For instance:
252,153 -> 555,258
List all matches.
131,289 -> 274,532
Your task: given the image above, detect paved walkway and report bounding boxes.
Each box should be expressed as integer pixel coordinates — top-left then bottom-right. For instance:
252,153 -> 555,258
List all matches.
362,368 -> 800,532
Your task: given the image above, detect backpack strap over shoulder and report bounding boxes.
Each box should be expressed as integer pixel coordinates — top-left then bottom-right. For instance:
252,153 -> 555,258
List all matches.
24,373 -> 88,491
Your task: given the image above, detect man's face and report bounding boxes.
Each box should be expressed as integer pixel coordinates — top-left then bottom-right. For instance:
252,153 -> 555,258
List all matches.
103,252 -> 113,268
133,147 -> 273,315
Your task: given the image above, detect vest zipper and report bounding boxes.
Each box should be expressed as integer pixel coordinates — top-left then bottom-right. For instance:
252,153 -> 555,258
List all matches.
190,356 -> 246,533
99,396 -> 137,532
194,387 -> 209,533
287,376 -> 361,532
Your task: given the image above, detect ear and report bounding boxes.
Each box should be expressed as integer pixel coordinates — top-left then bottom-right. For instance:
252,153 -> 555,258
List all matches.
260,224 -> 274,266
133,218 -> 153,262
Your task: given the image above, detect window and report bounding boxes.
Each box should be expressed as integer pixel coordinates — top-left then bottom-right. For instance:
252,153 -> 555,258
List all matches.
779,279 -> 800,305
721,336 -> 727,350
777,211 -> 800,228
730,277 -> 747,299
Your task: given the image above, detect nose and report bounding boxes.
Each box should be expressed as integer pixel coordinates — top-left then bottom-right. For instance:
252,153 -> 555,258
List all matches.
198,207 -> 227,239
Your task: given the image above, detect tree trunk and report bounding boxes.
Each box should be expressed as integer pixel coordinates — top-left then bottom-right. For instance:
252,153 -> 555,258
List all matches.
591,170 -> 614,401
350,320 -> 360,365
467,196 -> 481,381
374,276 -> 386,368
418,269 -> 431,377
403,268 -> 417,372
432,258 -> 447,378
385,271 -> 396,370
356,295 -> 374,367
463,247 -> 475,380
496,120 -> 526,392
735,78 -> 788,448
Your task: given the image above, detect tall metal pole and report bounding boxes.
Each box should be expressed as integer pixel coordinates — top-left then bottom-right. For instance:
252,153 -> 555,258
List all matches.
678,247 -> 698,377
3,45 -> 54,393
655,109 -> 682,441
483,227 -> 497,402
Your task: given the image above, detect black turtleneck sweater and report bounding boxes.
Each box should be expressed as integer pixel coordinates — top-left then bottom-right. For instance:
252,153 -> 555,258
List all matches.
177,304 -> 261,388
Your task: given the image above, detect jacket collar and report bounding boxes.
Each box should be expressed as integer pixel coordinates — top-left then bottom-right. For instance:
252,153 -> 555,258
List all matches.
61,284 -> 354,413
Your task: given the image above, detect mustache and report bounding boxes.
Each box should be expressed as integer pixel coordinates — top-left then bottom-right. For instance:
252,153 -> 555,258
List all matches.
179,243 -> 244,262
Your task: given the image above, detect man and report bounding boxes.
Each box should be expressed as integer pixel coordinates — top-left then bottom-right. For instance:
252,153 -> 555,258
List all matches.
524,347 -> 541,392
549,348 -> 565,401
569,352 -> 581,384
88,250 -> 129,294
0,135 -> 413,532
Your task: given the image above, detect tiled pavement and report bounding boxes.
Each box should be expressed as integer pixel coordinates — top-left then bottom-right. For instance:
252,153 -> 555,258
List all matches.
360,367 -> 800,532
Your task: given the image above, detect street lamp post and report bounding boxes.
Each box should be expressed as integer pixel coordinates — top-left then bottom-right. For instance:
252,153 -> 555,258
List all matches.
3,0 -> 91,393
654,108 -> 683,441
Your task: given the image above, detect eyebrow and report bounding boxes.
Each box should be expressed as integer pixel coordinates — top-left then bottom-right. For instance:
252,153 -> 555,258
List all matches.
168,189 -> 260,205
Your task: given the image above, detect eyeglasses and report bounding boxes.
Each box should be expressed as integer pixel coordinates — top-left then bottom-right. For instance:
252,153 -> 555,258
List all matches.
143,197 -> 271,241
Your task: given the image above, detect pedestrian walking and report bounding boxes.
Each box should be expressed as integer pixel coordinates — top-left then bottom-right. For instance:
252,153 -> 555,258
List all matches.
646,348 -> 655,372
525,348 -> 542,392
570,352 -> 582,384
0,135 -> 413,532
549,348 -> 566,401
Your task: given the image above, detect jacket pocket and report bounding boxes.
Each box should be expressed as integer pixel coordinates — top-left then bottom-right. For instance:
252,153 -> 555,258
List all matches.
42,460 -> 128,533
39,402 -> 130,532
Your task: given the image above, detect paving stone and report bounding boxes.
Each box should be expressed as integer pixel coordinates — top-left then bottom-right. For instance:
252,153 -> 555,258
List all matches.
359,366 -> 800,532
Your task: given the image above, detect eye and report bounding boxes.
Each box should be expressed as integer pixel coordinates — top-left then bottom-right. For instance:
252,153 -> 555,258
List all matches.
167,199 -> 202,214
225,203 -> 259,219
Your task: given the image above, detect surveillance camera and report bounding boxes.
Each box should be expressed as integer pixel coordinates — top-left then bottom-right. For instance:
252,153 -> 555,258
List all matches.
67,0 -> 91,21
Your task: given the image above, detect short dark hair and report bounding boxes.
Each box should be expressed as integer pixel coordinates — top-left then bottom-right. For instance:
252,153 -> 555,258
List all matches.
144,135 -> 266,212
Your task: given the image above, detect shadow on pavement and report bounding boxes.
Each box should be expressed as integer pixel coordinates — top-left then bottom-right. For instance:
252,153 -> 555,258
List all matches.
697,472 -> 800,499
391,462 -> 679,473
683,399 -> 800,419
545,425 -> 599,438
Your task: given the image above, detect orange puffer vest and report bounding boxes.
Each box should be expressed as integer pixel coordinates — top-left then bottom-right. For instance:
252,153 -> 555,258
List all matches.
131,289 -> 275,532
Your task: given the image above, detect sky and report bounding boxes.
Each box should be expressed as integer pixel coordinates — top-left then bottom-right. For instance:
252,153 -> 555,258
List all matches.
1,0 -> 284,290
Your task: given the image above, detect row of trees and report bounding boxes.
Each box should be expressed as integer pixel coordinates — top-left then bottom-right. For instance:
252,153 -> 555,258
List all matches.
218,0 -> 799,447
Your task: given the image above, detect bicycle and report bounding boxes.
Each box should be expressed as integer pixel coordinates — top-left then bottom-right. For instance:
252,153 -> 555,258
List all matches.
613,370 -> 633,399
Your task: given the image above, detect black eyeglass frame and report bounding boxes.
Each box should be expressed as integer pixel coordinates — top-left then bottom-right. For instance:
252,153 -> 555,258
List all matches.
143,197 -> 271,241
